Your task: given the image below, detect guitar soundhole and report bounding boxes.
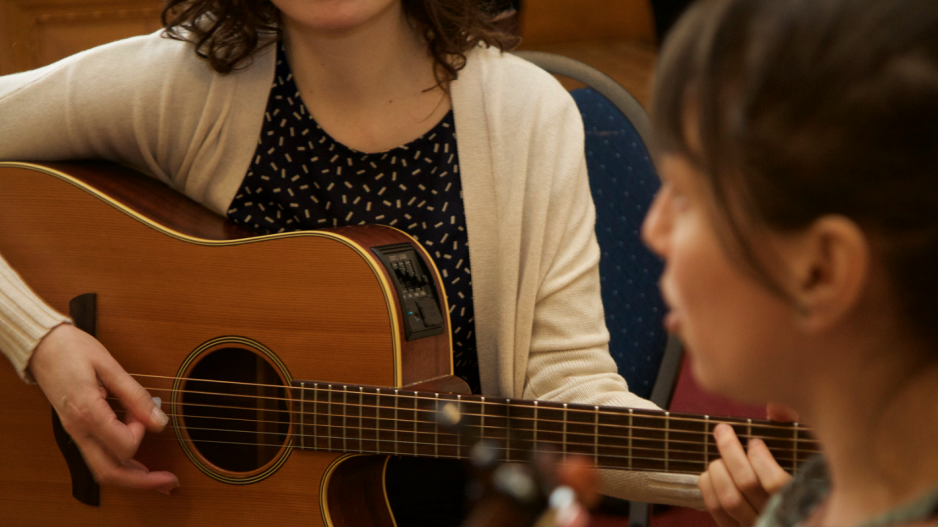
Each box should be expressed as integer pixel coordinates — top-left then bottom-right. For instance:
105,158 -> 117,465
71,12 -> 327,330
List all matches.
181,347 -> 290,473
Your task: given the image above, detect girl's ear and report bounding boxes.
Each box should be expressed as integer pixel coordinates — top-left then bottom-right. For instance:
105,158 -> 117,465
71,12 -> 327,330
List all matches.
786,215 -> 870,331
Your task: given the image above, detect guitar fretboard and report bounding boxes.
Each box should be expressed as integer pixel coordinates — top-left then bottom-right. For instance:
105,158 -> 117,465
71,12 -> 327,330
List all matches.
290,381 -> 817,475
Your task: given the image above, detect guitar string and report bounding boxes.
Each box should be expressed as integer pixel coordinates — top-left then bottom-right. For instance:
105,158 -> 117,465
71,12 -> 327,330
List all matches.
121,389 -> 817,448
109,398 -> 820,457
116,403 -> 819,461
124,387 -> 813,443
127,413 -> 818,462
112,433 -> 715,475
122,422 -> 811,468
129,374 -> 813,434
119,403 -> 819,453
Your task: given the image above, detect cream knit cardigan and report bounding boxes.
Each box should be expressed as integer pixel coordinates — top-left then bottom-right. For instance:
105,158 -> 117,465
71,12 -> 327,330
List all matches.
0,32 -> 702,507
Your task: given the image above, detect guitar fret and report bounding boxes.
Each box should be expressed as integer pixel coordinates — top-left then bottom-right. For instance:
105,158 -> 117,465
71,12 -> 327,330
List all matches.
593,406 -> 599,466
300,382 -> 306,450
533,401 -> 539,449
665,411 -> 670,472
628,408 -> 633,470
434,393 -> 440,458
313,383 -> 319,449
480,397 -> 486,443
327,384 -> 333,452
342,386 -> 348,453
747,418 -> 753,444
456,395 -> 462,459
359,387 -> 364,454
562,403 -> 568,459
506,399 -> 511,462
704,415 -> 711,469
376,388 -> 382,455
394,389 -> 400,456
793,422 -> 800,474
413,391 -> 419,457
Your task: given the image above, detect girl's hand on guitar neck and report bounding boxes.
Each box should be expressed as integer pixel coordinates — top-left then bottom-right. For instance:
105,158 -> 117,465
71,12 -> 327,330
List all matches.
698,404 -> 797,527
28,324 -> 179,494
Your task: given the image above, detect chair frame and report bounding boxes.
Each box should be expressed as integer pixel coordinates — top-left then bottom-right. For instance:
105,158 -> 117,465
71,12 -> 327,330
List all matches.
511,51 -> 652,147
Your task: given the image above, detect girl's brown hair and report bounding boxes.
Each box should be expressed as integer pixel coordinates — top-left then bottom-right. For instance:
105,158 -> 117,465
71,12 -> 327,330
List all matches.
161,0 -> 519,87
653,0 -> 938,346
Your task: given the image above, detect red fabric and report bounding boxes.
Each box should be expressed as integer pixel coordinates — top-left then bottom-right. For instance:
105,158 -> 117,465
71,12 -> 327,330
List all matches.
668,357 -> 765,420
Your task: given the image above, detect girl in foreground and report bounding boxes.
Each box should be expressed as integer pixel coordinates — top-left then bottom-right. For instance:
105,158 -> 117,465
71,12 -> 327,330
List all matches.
643,0 -> 938,524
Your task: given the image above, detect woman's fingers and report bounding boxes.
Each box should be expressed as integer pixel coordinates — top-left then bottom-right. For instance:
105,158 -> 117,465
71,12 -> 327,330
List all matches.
701,418 -> 795,527
77,438 -> 179,494
96,350 -> 169,433
31,327 -> 141,459
699,471 -> 741,527
119,402 -> 150,455
747,438 -> 792,495
706,456 -> 760,525
713,423 -> 771,513
73,388 -> 148,461
30,324 -> 178,493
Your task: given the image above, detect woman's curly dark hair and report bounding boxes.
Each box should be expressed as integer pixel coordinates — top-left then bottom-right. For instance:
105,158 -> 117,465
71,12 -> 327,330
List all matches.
161,0 -> 519,89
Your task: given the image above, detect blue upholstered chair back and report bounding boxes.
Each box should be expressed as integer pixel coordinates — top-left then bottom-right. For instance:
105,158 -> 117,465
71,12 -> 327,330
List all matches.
571,88 -> 666,400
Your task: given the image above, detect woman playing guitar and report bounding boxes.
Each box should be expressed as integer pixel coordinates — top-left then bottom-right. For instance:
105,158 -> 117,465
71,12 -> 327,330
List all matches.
0,0 -> 701,524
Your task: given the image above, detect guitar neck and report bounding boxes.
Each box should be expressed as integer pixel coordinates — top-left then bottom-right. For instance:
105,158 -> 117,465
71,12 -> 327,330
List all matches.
288,381 -> 817,476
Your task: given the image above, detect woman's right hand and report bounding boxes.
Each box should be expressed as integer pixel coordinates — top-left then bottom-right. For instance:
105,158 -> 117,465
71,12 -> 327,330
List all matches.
698,404 -> 797,527
28,324 -> 179,494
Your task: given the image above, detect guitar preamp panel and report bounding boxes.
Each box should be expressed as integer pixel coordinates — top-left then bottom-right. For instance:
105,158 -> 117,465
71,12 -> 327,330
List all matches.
372,243 -> 446,341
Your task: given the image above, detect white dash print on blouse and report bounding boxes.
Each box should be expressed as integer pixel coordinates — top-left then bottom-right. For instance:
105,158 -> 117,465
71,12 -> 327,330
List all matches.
227,43 -> 480,393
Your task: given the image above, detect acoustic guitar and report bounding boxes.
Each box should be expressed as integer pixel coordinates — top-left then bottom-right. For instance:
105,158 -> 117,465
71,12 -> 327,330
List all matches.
0,162 -> 817,526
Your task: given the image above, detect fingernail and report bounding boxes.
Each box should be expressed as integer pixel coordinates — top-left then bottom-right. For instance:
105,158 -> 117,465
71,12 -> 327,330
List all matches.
153,397 -> 162,409
157,482 -> 179,496
152,406 -> 169,427
748,438 -> 764,449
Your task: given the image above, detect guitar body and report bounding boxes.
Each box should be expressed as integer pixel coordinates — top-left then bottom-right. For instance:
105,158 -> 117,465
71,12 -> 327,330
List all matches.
0,162 -> 458,526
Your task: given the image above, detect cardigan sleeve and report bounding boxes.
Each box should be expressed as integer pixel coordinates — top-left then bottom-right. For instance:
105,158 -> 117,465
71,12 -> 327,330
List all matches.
511,69 -> 658,412
0,30 -> 271,211
488,54 -> 704,508
0,254 -> 71,382
0,32 -> 220,188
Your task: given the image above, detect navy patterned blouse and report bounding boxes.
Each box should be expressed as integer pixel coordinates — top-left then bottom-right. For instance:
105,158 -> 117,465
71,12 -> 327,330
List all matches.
227,45 -> 481,393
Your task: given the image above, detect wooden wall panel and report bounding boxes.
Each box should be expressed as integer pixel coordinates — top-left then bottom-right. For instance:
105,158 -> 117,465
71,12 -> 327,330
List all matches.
0,0 -> 162,75
1,0 -> 658,75
520,0 -> 657,46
